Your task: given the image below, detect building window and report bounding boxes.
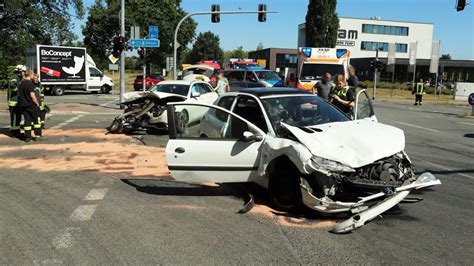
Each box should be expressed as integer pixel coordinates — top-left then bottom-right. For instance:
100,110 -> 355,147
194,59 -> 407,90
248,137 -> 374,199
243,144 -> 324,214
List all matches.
362,23 -> 409,36
361,41 -> 408,53
276,53 -> 298,64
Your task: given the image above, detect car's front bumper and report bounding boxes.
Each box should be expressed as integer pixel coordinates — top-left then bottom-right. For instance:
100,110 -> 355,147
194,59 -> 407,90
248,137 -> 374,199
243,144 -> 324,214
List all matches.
300,172 -> 441,233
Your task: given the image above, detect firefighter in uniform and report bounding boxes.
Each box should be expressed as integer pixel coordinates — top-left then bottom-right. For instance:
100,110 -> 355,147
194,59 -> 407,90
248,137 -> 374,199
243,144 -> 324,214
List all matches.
7,65 -> 26,137
32,72 -> 47,128
413,79 -> 424,106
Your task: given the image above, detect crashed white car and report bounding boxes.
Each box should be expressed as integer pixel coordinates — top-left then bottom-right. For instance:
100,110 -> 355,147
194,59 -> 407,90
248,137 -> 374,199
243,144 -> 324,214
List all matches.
108,80 -> 218,134
165,88 -> 441,233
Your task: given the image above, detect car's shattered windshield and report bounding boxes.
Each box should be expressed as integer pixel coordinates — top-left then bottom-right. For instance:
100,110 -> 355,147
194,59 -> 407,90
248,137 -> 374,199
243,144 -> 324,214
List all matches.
262,95 -> 349,130
150,84 -> 189,96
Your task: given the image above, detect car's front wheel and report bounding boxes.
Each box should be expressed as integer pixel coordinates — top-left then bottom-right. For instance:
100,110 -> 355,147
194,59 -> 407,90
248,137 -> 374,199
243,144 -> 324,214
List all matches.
268,157 -> 302,212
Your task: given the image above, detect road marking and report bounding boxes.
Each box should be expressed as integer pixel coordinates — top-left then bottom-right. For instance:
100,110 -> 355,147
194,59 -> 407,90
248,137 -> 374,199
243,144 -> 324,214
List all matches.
69,204 -> 98,221
425,161 -> 474,180
83,188 -> 109,201
52,227 -> 80,249
459,121 -> 474,126
100,99 -> 118,107
424,115 -> 435,119
393,121 -> 440,133
49,114 -> 84,129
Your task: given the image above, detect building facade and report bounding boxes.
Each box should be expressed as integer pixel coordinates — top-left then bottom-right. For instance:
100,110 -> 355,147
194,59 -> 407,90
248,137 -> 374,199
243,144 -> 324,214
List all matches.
298,17 -> 434,60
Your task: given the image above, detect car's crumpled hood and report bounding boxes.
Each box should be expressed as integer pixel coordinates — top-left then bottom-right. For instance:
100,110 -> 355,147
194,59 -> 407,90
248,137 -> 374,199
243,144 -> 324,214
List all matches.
282,120 -> 405,168
121,91 -> 187,103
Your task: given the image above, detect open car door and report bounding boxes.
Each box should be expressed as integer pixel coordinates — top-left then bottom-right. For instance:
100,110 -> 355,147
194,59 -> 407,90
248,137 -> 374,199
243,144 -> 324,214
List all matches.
166,102 -> 265,183
354,88 -> 377,121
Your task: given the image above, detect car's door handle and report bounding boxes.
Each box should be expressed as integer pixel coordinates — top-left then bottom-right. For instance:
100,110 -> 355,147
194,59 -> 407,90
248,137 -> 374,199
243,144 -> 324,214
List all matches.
175,147 -> 185,154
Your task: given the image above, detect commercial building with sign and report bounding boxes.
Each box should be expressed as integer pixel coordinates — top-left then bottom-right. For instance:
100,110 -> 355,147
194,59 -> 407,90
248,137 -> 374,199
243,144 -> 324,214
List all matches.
298,16 -> 434,60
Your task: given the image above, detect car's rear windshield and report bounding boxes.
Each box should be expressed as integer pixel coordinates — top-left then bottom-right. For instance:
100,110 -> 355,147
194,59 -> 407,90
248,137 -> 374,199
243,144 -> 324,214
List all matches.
300,64 -> 344,80
150,84 -> 188,96
261,95 -> 349,132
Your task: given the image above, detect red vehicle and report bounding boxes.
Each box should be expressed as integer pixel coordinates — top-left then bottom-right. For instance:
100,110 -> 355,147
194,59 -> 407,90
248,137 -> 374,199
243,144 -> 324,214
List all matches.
133,73 -> 164,91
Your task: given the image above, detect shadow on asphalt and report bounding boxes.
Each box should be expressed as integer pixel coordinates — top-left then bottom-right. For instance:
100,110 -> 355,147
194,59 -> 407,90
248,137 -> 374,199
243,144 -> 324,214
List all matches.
464,133 -> 474,138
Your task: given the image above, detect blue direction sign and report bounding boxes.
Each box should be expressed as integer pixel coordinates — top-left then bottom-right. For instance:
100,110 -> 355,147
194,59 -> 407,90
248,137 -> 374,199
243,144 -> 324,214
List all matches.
148,26 -> 158,39
130,39 -> 160,48
468,93 -> 474,105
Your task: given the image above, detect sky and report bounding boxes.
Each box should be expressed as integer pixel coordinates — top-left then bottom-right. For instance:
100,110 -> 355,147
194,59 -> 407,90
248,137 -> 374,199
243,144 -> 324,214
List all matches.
74,0 -> 474,59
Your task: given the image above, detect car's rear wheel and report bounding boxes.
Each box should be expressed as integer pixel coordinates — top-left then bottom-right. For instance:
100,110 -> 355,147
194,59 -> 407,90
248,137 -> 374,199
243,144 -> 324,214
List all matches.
268,157 -> 302,212
52,86 -> 64,96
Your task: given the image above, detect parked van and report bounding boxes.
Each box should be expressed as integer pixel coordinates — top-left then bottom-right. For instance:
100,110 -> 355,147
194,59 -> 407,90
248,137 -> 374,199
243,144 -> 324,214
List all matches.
26,45 -> 114,96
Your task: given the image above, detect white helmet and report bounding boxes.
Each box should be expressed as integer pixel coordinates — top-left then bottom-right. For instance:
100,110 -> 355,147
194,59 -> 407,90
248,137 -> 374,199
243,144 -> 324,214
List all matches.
15,65 -> 27,72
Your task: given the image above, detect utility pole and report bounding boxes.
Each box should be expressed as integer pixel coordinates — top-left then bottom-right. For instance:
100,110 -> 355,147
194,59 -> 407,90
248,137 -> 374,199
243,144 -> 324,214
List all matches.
119,0 -> 125,105
173,8 -> 276,79
142,48 -> 146,91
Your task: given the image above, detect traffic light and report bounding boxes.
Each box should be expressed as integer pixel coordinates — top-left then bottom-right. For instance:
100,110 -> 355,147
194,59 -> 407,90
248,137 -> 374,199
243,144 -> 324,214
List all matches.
370,60 -> 376,72
138,48 -> 145,59
211,4 -> 220,23
456,0 -> 467,11
258,4 -> 267,22
376,60 -> 384,71
112,36 -> 126,57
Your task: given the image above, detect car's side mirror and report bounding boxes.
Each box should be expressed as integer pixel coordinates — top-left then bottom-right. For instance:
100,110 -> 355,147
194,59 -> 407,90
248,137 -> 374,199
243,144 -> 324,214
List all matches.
191,92 -> 201,98
241,131 -> 263,142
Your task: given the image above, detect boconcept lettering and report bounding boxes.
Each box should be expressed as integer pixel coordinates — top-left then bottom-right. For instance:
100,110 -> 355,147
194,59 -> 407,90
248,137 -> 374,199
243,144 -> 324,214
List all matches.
41,50 -> 72,57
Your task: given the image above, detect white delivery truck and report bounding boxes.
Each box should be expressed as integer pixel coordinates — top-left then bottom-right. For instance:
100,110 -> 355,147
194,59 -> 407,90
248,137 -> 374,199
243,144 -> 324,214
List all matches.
26,45 -> 114,96
297,47 -> 351,91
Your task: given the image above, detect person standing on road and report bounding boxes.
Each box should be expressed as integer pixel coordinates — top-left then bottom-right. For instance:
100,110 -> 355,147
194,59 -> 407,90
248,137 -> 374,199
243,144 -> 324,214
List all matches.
413,79 -> 425,106
215,71 -> 230,94
7,65 -> 26,138
32,72 -> 47,128
330,78 -> 355,117
17,70 -> 43,142
313,72 -> 334,100
347,65 -> 360,89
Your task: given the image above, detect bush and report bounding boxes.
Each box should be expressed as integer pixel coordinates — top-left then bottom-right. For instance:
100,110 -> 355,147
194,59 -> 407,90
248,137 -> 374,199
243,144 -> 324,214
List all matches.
424,86 -> 434,94
441,88 -> 453,95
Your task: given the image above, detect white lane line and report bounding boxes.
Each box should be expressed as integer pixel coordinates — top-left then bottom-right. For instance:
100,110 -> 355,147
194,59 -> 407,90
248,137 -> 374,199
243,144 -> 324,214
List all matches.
424,161 -> 474,180
393,121 -> 440,133
52,227 -> 80,249
100,99 -> 117,107
83,188 -> 109,201
424,115 -> 435,119
49,114 -> 84,129
69,204 -> 98,222
459,121 -> 474,126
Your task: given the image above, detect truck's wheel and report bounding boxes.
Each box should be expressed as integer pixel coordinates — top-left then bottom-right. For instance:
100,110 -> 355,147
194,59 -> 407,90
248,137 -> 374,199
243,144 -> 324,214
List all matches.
53,86 -> 64,96
101,85 -> 111,94
268,158 -> 302,212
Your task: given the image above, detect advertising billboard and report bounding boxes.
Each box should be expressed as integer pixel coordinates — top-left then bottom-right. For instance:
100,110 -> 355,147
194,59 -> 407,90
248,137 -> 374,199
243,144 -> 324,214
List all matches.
37,45 -> 86,83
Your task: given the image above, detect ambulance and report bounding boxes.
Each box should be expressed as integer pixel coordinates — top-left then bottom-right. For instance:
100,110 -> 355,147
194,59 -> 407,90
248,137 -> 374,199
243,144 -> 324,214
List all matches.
297,47 -> 351,91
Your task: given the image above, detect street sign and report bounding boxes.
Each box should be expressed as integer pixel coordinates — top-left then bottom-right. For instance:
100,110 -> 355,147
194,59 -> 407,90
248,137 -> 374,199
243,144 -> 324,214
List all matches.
148,26 -> 158,39
130,39 -> 160,48
109,64 -> 119,71
468,93 -> 474,105
109,54 -> 119,64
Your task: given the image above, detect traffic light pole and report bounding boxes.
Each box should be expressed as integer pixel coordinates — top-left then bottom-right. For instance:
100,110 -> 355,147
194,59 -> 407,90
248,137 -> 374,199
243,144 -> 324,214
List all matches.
119,0 -> 125,105
142,48 -> 146,92
173,10 -> 276,80
373,49 -> 379,100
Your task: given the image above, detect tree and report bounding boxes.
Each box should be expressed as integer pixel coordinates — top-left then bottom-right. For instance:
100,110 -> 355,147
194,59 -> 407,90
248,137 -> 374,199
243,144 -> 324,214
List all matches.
0,0 -> 84,76
83,0 -> 196,69
305,0 -> 339,47
440,54 -> 451,60
256,43 -> 264,51
188,32 -> 223,64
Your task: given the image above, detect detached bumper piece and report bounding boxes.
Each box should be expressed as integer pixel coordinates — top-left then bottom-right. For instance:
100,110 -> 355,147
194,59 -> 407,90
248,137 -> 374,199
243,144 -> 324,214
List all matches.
300,172 -> 441,233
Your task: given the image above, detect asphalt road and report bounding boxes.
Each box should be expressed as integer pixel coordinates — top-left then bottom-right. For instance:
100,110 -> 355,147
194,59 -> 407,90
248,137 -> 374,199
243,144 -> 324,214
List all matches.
1,93 -> 473,264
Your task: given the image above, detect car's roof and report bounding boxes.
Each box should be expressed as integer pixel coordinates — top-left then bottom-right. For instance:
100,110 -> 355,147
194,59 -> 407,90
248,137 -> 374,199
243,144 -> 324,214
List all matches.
158,79 -> 205,85
239,87 -> 311,97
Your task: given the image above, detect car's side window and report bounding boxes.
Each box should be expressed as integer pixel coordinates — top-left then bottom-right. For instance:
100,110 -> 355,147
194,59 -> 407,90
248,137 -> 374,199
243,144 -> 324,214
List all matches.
197,83 -> 209,94
202,83 -> 213,93
174,105 -> 249,140
356,90 -> 374,120
89,68 -> 101,77
232,96 -> 268,132
227,71 -> 244,81
191,84 -> 201,95
245,71 -> 258,83
217,96 -> 236,110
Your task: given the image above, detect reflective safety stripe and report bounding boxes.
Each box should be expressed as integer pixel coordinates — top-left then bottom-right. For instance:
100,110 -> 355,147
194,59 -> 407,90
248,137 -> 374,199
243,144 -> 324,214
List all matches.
34,124 -> 42,129
416,83 -> 424,95
24,126 -> 32,130
8,101 -> 17,107
334,87 -> 349,97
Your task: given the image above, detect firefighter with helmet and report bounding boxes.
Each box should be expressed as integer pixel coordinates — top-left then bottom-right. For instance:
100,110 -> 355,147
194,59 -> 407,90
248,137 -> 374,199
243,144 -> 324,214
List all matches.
7,65 -> 27,138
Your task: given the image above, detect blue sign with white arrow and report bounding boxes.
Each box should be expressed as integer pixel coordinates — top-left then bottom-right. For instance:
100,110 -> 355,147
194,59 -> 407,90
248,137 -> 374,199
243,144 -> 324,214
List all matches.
130,39 -> 160,48
148,26 -> 158,39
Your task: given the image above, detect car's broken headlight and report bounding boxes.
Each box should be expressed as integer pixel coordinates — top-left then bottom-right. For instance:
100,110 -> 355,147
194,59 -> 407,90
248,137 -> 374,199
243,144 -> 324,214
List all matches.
311,156 -> 355,173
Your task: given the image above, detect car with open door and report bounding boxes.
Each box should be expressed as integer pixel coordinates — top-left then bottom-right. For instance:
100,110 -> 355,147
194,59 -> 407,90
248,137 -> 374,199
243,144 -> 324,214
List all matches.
165,88 -> 441,233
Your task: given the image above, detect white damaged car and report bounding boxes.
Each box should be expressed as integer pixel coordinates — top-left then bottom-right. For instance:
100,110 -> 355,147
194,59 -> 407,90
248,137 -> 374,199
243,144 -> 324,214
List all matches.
164,88 -> 441,233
